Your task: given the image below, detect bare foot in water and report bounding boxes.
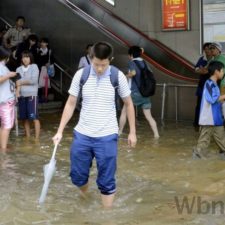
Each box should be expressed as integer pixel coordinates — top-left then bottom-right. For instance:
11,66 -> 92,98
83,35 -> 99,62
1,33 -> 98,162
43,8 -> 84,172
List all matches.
0,145 -> 14,154
0,148 -> 8,154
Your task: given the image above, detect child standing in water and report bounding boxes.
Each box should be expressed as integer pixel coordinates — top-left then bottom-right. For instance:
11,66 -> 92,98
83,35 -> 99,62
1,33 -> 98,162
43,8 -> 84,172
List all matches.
0,46 -> 17,152
16,51 -> 40,139
193,61 -> 225,159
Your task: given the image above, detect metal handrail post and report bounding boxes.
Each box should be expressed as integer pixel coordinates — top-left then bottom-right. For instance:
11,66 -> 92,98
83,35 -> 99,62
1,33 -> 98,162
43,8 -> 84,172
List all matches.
161,83 -> 166,123
0,17 -> 12,27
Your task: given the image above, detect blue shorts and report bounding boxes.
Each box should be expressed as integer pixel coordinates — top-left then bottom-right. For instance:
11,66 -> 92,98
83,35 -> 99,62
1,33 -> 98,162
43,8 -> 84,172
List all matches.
70,131 -> 118,195
18,96 -> 39,120
131,91 -> 151,109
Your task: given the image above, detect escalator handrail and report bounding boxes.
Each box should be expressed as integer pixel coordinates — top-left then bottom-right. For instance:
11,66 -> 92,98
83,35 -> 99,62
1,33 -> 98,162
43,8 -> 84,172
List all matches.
142,53 -> 197,82
60,0 -> 198,82
90,0 -> 195,70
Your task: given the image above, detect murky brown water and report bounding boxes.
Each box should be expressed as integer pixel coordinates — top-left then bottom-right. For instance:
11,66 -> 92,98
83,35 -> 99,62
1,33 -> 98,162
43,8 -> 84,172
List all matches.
1,112 -> 225,225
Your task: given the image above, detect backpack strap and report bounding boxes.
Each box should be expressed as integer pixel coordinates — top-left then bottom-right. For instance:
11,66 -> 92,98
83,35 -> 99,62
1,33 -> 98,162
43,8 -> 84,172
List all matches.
133,60 -> 145,70
79,66 -> 91,96
132,60 -> 143,89
85,55 -> 90,65
132,59 -> 151,85
110,66 -> 119,111
48,49 -> 52,64
110,66 -> 119,91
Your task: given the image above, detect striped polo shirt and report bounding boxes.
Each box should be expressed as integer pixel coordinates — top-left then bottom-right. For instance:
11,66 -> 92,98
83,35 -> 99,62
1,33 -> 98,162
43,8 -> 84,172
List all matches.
69,65 -> 131,137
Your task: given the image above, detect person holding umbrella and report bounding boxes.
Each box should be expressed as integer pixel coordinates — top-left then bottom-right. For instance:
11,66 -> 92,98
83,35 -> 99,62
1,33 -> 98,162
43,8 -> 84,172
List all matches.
53,42 -> 136,208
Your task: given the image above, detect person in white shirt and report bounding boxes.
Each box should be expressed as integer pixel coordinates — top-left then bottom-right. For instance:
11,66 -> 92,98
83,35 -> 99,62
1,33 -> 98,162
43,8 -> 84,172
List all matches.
53,42 -> 137,208
78,44 -> 93,69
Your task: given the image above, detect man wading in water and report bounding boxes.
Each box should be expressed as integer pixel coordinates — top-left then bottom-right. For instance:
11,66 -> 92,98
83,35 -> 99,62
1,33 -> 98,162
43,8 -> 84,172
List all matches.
53,42 -> 137,208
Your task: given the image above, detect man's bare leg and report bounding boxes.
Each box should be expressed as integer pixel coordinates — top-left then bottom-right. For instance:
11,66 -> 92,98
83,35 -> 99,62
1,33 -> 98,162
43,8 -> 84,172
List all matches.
143,108 -> 159,138
79,183 -> 89,198
101,193 -> 115,209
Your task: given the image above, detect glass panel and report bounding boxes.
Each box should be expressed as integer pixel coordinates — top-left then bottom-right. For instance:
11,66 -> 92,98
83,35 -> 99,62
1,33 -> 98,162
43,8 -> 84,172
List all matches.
203,0 -> 225,52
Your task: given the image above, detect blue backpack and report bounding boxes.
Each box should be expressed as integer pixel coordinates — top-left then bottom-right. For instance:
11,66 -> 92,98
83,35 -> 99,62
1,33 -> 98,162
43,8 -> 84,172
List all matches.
79,65 -> 120,109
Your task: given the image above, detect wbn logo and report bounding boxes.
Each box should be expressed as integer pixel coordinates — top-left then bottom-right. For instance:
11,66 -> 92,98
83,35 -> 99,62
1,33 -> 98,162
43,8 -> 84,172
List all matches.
174,196 -> 225,215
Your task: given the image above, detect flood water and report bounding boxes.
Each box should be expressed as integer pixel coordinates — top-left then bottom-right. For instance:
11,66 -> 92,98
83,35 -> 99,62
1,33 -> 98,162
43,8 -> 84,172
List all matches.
1,112 -> 225,225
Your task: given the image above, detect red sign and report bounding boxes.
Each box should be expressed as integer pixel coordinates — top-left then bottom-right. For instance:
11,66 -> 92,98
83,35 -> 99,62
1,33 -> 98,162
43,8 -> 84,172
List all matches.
162,0 -> 189,31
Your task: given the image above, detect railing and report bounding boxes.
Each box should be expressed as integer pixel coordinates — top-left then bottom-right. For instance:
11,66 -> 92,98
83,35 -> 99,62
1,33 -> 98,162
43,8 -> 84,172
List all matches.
157,83 -> 197,123
51,63 -> 73,96
0,17 -> 72,97
0,17 -> 11,27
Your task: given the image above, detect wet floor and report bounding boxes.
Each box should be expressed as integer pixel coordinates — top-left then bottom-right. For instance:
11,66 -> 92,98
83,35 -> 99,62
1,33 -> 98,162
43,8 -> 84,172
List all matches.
1,112 -> 225,225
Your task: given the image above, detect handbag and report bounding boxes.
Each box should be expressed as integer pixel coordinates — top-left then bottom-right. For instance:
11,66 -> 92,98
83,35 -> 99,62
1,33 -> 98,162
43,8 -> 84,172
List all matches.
47,64 -> 55,77
47,50 -> 55,77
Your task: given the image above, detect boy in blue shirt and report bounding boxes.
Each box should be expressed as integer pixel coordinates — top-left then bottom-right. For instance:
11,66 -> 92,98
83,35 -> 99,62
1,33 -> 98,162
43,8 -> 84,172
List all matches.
193,61 -> 225,159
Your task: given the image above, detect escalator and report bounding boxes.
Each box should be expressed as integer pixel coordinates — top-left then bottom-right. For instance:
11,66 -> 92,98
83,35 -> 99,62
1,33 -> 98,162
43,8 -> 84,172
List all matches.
0,0 -> 198,83
58,0 -> 198,82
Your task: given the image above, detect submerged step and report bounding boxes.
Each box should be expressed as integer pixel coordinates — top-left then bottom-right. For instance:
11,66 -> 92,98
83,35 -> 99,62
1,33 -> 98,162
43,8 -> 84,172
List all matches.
38,101 -> 63,113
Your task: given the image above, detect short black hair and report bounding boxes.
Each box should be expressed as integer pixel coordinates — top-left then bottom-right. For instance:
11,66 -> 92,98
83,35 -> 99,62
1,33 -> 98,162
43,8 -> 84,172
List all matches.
16,16 -> 25,22
91,42 -> 113,60
128,46 -> 142,58
203,42 -> 212,50
86,44 -> 93,50
40,37 -> 49,44
0,46 -> 11,61
21,50 -> 34,64
208,61 -> 224,76
28,34 -> 38,42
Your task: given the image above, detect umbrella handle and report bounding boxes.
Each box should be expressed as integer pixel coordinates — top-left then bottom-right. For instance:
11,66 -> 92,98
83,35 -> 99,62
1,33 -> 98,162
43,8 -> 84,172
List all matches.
51,144 -> 58,160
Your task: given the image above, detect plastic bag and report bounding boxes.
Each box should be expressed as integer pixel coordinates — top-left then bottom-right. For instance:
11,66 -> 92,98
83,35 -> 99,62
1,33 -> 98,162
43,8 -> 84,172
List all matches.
47,64 -> 55,77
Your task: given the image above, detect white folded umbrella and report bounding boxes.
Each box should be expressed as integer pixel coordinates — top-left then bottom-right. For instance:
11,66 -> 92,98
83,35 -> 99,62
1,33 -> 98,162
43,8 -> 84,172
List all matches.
39,144 -> 58,204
